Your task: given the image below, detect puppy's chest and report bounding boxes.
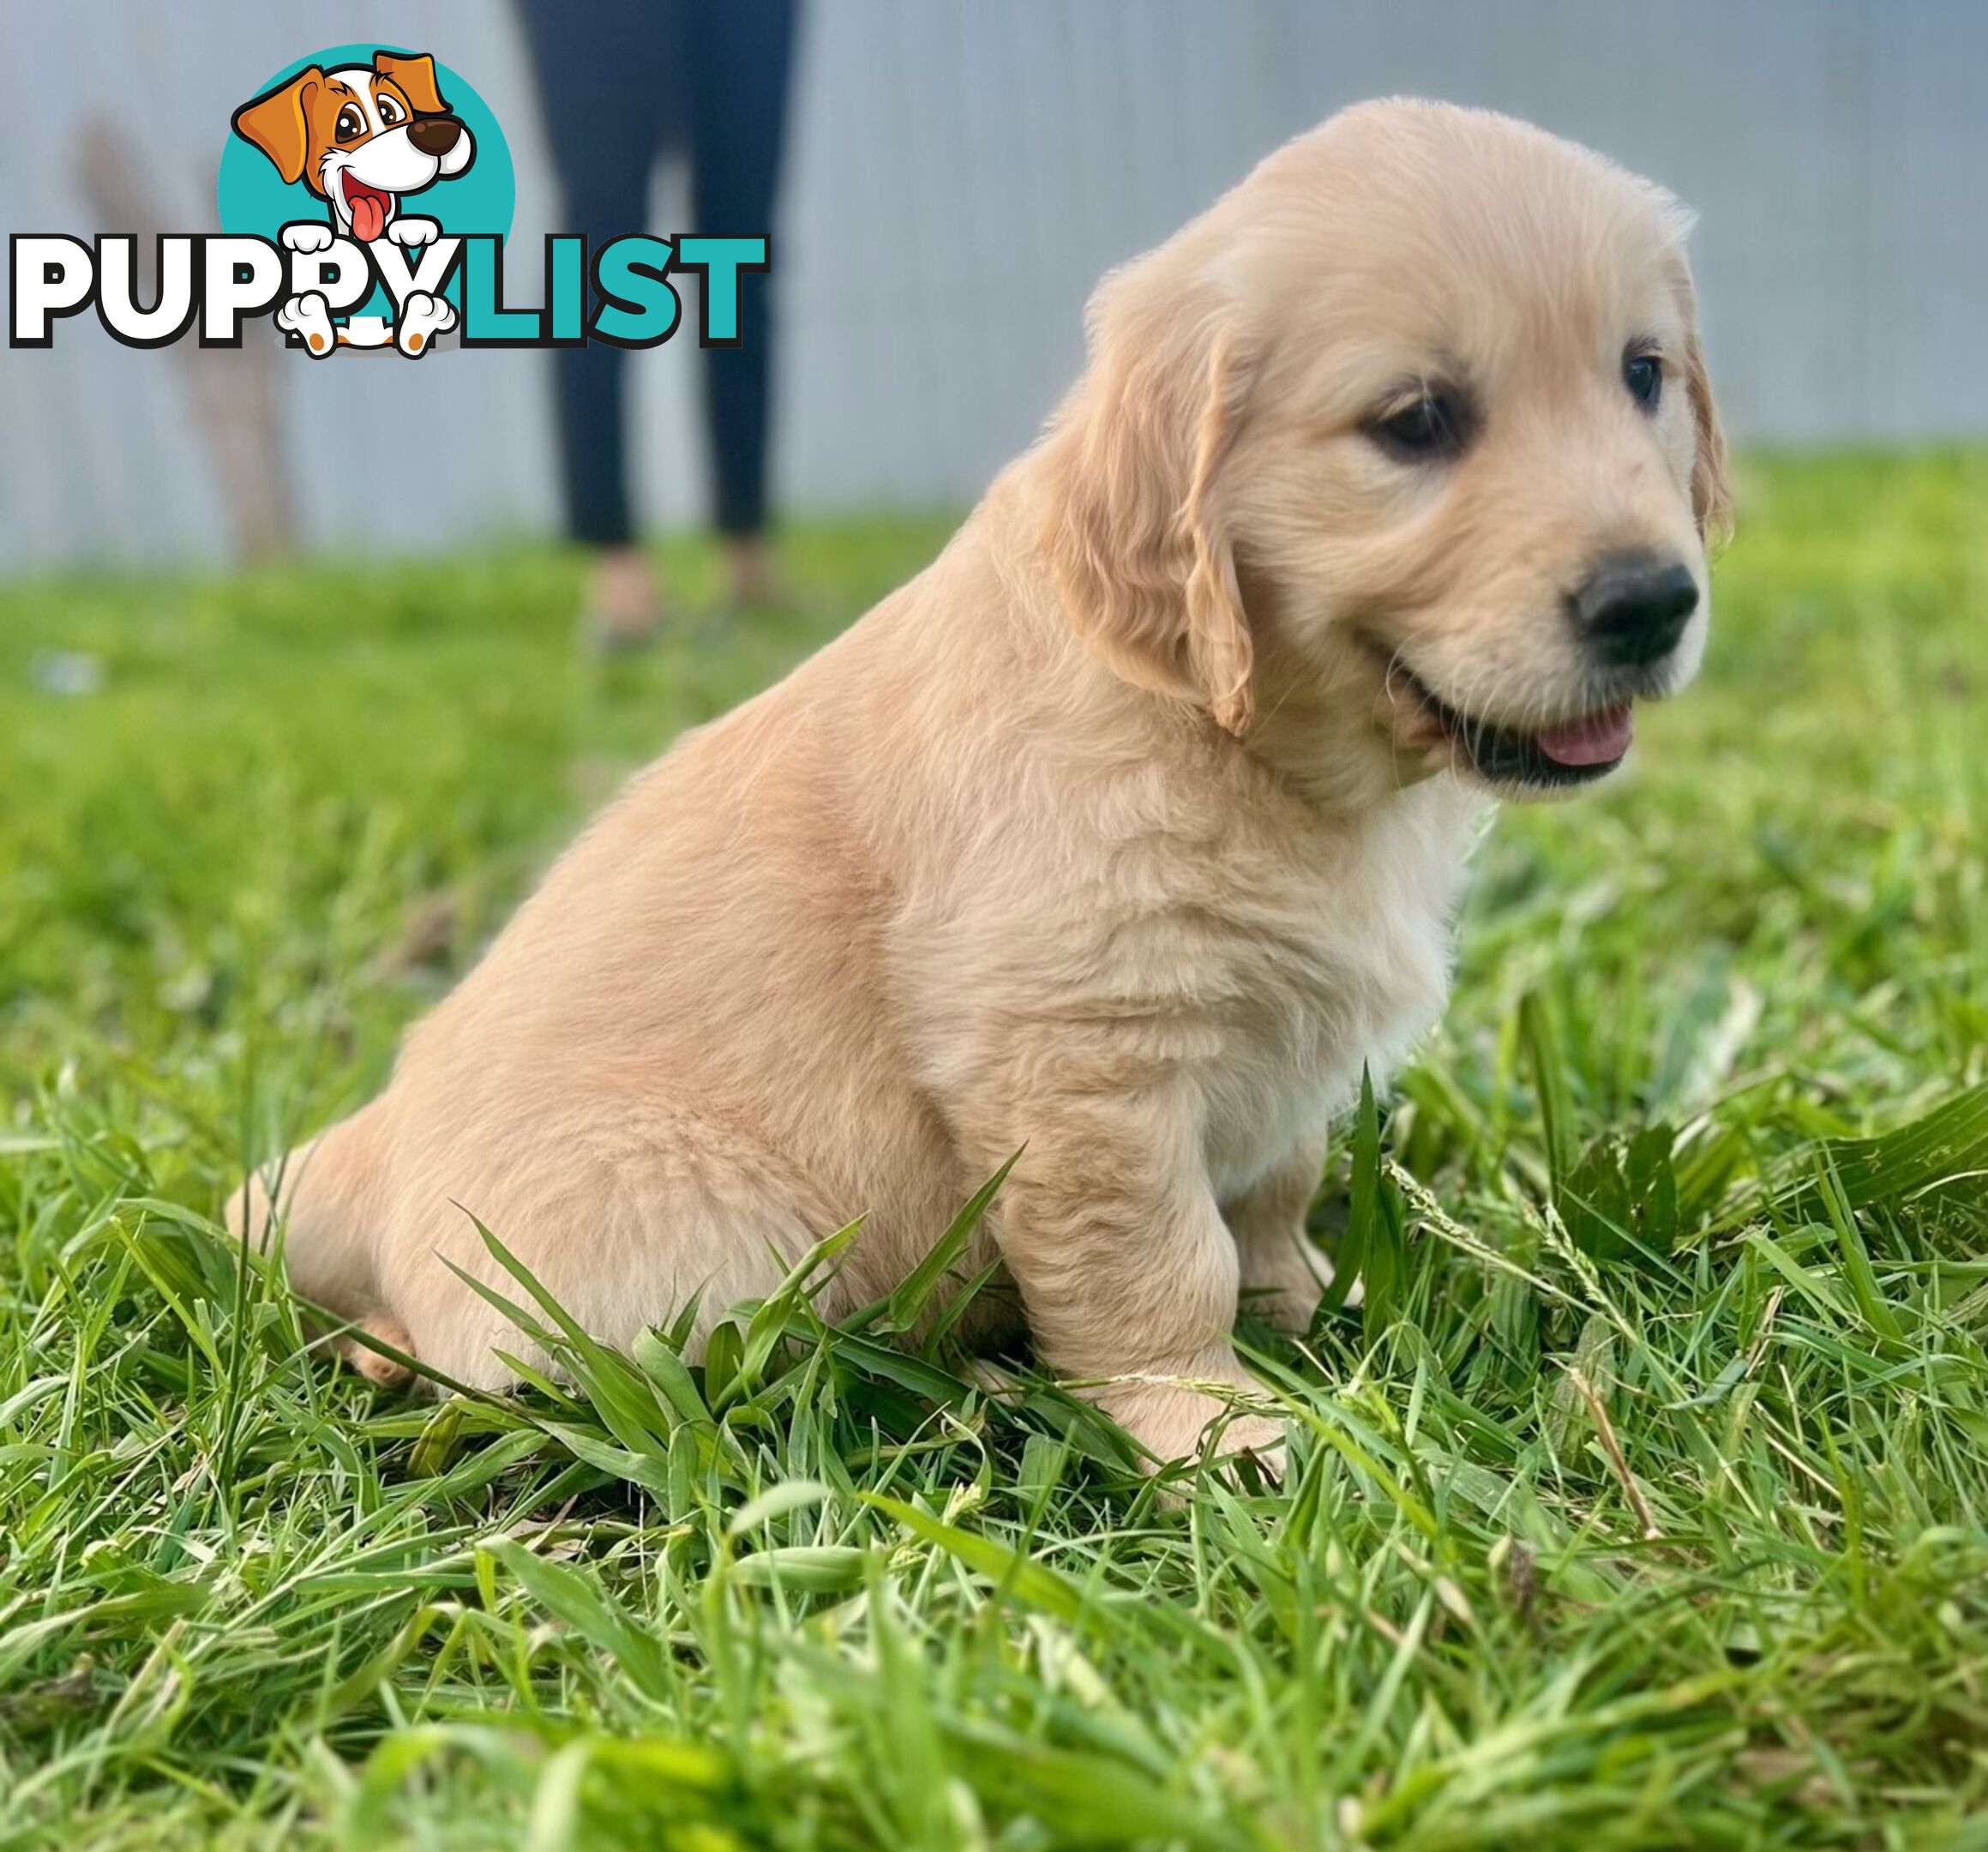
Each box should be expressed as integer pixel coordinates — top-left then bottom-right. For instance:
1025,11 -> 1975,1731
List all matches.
1183,822 -> 1469,1198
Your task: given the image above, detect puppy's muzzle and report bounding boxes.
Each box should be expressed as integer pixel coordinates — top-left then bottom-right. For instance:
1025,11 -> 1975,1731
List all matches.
1571,551 -> 1699,668
407,116 -> 465,158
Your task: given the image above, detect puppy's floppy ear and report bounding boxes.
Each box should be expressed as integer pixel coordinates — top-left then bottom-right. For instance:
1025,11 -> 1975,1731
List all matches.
375,51 -> 448,116
1670,255 -> 1733,544
1039,263 -> 1258,736
231,68 -> 321,187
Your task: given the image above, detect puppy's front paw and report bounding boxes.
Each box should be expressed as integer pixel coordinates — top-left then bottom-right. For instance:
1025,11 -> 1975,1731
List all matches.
275,290 -> 336,356
388,216 -> 440,248
1096,1376 -> 1285,1476
340,1314 -> 416,1388
1210,1411 -> 1287,1482
280,221 -> 334,254
1241,1272 -> 1324,1335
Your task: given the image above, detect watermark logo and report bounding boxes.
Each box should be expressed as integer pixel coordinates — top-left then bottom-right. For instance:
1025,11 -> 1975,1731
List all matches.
9,43 -> 767,358
222,45 -> 509,354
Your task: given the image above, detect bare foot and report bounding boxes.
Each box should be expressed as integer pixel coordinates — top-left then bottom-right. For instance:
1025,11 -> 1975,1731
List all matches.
584,547 -> 663,651
722,536 -> 793,611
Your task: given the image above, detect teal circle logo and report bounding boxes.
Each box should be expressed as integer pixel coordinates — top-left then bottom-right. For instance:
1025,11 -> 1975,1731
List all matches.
219,44 -> 513,341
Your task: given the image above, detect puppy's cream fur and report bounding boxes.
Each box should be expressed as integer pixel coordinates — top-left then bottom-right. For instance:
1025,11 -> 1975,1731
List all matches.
237,101 -> 1727,1464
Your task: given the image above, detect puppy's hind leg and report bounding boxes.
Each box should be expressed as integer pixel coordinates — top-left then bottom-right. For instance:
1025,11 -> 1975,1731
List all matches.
381,1116 -> 851,1395
229,1102 -> 409,1384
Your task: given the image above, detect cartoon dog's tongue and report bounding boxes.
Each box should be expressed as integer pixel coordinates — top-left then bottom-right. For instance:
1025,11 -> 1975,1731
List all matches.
343,174 -> 391,242
1536,703 -> 1635,767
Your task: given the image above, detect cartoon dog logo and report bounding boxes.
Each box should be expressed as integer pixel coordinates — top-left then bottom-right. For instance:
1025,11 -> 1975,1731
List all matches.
231,51 -> 475,355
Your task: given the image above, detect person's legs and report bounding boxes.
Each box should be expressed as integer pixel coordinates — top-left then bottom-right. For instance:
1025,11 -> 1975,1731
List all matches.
515,0 -> 680,637
687,0 -> 799,604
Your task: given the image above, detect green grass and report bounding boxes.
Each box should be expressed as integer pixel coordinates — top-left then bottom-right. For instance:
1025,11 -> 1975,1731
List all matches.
2,454 -> 1985,1849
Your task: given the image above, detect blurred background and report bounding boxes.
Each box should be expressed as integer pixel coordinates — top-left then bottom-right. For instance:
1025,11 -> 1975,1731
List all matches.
6,0 -> 1987,571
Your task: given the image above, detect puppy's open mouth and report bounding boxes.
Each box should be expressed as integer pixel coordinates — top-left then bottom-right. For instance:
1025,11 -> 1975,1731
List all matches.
341,172 -> 394,243
1384,660 -> 1634,790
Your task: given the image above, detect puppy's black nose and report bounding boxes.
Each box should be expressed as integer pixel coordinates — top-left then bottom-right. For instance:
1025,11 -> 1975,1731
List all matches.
408,116 -> 463,157
1571,552 -> 1699,667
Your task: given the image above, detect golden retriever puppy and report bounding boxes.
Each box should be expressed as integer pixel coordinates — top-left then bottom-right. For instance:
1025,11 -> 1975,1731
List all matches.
239,99 -> 1727,1466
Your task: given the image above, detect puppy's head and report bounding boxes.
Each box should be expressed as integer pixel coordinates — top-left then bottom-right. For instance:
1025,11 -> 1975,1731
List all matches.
231,52 -> 475,243
1040,99 -> 1729,802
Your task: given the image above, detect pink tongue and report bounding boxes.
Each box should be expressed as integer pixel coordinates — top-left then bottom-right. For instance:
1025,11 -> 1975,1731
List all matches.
1535,704 -> 1634,767
351,193 -> 386,242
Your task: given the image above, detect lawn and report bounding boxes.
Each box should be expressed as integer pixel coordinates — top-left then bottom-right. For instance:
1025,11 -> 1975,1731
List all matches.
1,454 -> 1985,1849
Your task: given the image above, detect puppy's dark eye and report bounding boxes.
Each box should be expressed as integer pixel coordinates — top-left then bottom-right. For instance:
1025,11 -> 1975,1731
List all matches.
335,105 -> 366,142
1624,352 -> 1663,412
1366,388 -> 1473,461
378,95 -> 405,125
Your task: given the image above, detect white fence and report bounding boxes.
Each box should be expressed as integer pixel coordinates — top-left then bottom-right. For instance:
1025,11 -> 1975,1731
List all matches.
4,0 -> 1985,568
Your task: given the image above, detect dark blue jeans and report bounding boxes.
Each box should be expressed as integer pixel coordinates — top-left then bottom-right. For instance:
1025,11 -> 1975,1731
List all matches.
517,0 -> 797,543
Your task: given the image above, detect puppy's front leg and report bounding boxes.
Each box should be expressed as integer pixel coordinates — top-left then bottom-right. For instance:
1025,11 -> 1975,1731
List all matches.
989,1096 -> 1283,1468
1226,1145 -> 1329,1334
